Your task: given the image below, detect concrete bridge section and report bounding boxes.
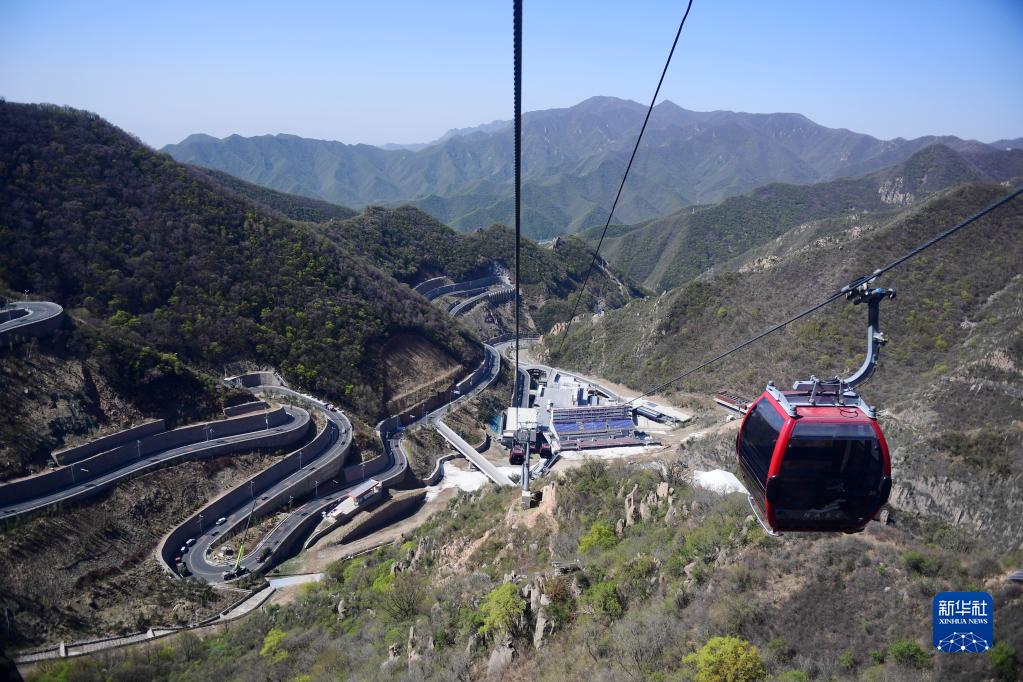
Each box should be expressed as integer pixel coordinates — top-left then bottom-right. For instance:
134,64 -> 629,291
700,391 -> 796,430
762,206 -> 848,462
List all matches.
448,286 -> 515,316
434,420 -> 514,487
422,275 -> 505,301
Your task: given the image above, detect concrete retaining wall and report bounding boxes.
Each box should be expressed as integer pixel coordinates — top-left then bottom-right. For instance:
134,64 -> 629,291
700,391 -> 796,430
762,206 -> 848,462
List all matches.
14,417 -> 309,521
0,308 -> 28,324
486,332 -> 540,345
423,453 -> 458,485
333,490 -> 427,544
223,401 -> 269,417
1,408 -> 293,507
0,303 -> 63,341
412,276 -> 450,296
449,286 -> 514,316
341,451 -> 391,483
53,420 -> 166,465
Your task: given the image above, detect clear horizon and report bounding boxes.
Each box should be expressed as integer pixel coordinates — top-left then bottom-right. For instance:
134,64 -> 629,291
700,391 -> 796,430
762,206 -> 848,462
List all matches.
2,1 -> 1021,148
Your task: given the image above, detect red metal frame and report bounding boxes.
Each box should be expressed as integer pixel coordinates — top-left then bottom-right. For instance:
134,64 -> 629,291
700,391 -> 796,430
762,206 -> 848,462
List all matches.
736,392 -> 892,533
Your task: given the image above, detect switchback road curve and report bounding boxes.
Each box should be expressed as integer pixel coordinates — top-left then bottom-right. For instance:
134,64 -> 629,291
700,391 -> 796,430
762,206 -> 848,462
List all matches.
0,300 -> 63,341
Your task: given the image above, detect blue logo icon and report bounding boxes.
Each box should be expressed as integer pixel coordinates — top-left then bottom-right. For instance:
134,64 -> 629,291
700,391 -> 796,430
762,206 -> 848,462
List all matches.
933,592 -> 993,653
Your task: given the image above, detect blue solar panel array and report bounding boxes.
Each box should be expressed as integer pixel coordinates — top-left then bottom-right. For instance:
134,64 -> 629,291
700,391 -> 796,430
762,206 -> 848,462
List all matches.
553,418 -> 634,434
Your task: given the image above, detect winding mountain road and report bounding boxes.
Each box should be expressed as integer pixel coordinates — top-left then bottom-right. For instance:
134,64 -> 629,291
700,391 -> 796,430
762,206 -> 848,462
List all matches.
177,384 -> 367,583
0,300 -> 63,340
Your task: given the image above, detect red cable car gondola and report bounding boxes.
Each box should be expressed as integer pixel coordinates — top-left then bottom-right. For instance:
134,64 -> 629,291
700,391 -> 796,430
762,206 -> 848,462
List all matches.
736,285 -> 895,534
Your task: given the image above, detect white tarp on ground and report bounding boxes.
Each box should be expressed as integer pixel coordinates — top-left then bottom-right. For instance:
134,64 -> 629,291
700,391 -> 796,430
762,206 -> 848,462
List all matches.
692,469 -> 747,495
425,463 -> 522,500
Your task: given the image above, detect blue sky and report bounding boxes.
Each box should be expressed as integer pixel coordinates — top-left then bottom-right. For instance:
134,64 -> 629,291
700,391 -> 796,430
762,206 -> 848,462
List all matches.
1,1 -> 1021,148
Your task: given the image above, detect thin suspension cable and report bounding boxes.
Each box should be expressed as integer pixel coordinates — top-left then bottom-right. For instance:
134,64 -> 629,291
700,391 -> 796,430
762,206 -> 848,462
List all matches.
513,0 -> 522,406
626,185 -> 1023,404
556,0 -> 694,356
839,185 -> 1023,292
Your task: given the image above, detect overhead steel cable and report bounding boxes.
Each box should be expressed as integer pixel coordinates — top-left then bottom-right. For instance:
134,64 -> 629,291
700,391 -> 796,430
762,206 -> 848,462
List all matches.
513,0 -> 522,406
556,0 -> 694,356
626,184 -> 1023,405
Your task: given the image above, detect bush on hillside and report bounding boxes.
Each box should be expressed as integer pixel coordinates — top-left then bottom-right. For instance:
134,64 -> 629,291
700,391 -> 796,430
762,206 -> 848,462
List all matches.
578,520 -> 618,553
683,636 -> 767,682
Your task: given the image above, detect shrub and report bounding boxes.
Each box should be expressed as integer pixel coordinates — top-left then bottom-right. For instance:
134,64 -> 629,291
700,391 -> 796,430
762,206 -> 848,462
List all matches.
371,562 -> 395,592
679,518 -> 731,562
709,595 -> 763,636
988,642 -> 1019,681
766,637 -> 794,665
902,550 -> 941,576
544,575 -> 576,627
683,636 -> 767,682
259,627 -> 289,664
836,649 -> 856,670
889,639 -> 930,669
380,573 -> 424,622
579,520 -> 618,553
619,554 -> 660,600
584,580 -> 624,621
478,582 -> 526,637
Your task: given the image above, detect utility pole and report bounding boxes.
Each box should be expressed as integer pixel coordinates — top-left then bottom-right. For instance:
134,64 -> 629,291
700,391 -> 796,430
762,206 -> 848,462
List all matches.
199,513 -> 204,534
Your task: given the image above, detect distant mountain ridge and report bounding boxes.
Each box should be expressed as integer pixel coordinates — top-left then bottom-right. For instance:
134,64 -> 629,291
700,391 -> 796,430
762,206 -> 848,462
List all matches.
162,96 -> 1017,239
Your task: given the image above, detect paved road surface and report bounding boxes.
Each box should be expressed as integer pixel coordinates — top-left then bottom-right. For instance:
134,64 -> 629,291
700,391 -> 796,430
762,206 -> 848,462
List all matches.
0,300 -> 63,339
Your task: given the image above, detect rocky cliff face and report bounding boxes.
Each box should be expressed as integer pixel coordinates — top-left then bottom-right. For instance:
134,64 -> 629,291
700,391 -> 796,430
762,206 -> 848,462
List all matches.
878,176 -> 914,205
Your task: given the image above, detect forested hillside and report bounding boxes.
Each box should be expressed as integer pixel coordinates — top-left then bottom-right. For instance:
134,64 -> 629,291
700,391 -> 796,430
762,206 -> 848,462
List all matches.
200,168 -> 358,223
0,102 -> 478,425
319,205 -> 646,331
587,144 -> 1023,291
547,181 -> 1023,546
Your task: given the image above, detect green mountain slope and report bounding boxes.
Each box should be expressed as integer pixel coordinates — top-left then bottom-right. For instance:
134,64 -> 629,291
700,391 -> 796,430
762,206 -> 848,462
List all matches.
162,96 -> 1011,239
0,102 -> 478,424
199,168 -> 358,222
317,205 -> 646,332
587,144 -> 1023,291
547,181 -> 1023,544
